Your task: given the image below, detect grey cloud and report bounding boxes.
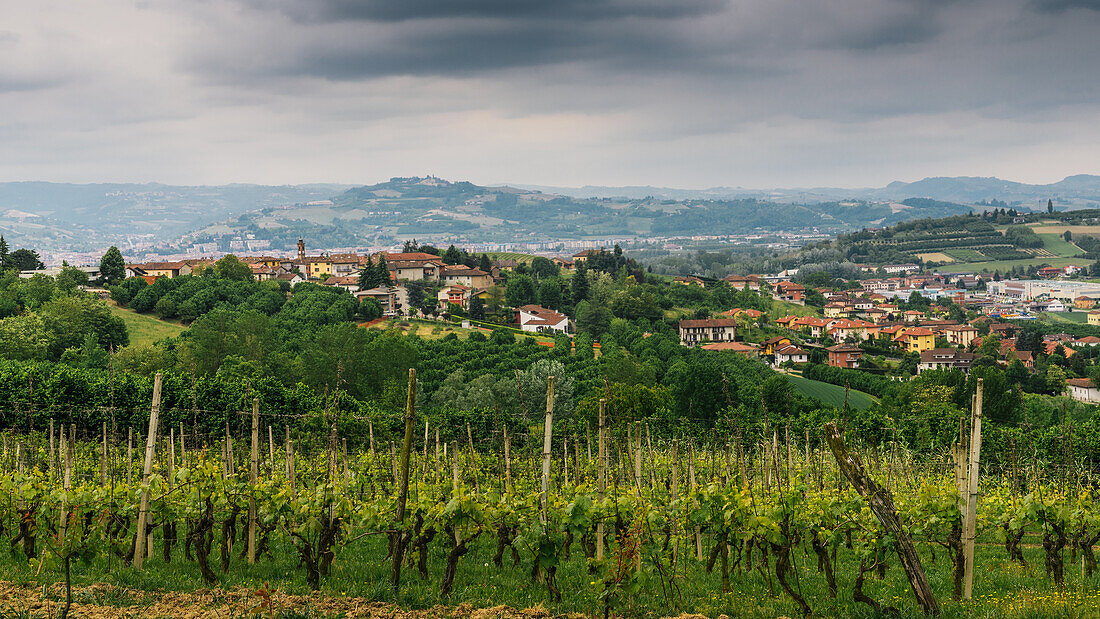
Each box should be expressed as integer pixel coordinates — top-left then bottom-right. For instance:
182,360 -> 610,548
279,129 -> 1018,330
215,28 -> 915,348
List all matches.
1031,0 -> 1100,11
243,0 -> 726,23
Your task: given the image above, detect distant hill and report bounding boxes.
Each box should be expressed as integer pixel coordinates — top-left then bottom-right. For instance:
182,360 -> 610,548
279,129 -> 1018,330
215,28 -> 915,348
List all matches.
0,182 -> 351,251
182,176 -> 975,251
516,175 -> 1100,210
6,174 -> 1098,254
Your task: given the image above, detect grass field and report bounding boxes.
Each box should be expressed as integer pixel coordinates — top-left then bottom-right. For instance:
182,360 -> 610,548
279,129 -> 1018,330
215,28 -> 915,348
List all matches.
915,251 -> 954,263
1035,311 -> 1089,325
771,299 -> 821,317
1037,233 -> 1084,257
482,251 -> 539,264
1028,222 -> 1100,236
787,374 -> 876,410
108,302 -> 185,345
0,523 -> 1089,619
944,248 -> 987,261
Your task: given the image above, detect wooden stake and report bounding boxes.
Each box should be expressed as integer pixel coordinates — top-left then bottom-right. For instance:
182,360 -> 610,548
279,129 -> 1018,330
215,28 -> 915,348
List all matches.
540,375 -> 556,525
134,372 -> 163,570
690,443 -> 702,560
671,439 -> 679,566
596,398 -> 606,561
963,379 -> 983,600
248,398 -> 259,564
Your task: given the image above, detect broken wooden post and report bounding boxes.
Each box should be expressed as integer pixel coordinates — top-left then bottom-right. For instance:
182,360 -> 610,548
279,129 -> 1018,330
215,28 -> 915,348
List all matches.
824,421 -> 939,616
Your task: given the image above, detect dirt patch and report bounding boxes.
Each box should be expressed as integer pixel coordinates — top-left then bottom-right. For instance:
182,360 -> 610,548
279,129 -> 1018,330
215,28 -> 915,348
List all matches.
0,581 -> 595,619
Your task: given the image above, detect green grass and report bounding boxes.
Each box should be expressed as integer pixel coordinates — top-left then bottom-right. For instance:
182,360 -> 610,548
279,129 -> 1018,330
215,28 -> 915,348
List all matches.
107,302 -> 185,345
1037,233 -> 1084,258
772,299 -> 821,317
787,374 -> 877,410
1,524 -> 1091,619
1035,311 -> 1089,325
482,251 -> 539,264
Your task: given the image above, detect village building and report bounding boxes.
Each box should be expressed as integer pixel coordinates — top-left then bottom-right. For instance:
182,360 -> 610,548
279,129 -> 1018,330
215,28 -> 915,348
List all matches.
1067,378 -> 1100,403
774,344 -> 810,364
918,348 -> 976,373
515,305 -> 570,333
826,344 -> 863,368
677,318 -> 738,347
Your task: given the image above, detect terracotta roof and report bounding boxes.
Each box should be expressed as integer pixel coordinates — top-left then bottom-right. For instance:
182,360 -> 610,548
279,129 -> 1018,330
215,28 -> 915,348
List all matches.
827,344 -> 862,352
678,318 -> 739,328
775,344 -> 809,355
1067,378 -> 1094,389
383,252 -> 445,261
700,342 -> 759,352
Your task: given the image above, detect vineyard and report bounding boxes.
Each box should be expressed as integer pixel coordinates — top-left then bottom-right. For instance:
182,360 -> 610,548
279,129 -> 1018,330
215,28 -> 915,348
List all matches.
1,372 -> 1100,618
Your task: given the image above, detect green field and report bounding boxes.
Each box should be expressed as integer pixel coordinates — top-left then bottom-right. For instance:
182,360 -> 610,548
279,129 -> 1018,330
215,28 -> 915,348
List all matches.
483,251 -> 539,264
108,302 -> 185,345
1035,311 -> 1089,325
1037,233 -> 1084,257
771,299 -> 821,317
787,374 -> 876,410
944,248 -> 987,261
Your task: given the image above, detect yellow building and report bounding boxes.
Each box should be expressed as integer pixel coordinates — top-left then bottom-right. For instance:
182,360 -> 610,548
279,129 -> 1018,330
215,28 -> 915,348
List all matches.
305,257 -> 333,279
895,327 -> 935,353
1089,311 -> 1100,326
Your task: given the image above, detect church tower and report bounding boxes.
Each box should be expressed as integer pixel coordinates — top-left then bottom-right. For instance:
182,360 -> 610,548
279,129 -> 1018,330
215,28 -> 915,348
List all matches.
297,238 -> 305,262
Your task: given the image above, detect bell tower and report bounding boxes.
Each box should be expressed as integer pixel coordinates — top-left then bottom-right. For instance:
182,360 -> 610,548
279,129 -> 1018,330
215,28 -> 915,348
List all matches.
297,238 -> 305,262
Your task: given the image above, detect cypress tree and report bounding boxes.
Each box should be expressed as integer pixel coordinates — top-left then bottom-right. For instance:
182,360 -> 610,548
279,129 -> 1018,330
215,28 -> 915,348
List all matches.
376,255 -> 392,286
0,235 -> 8,271
358,258 -> 379,290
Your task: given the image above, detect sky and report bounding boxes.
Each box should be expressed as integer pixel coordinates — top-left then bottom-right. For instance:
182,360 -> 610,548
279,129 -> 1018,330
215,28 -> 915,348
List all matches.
1,0 -> 1099,189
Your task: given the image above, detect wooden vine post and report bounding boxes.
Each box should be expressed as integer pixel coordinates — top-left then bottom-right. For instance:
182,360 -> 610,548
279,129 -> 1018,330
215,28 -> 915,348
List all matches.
248,398 -> 259,564
963,379 -> 984,600
134,372 -> 163,571
824,421 -> 940,616
596,398 -> 606,560
391,368 -> 417,592
540,375 -> 556,525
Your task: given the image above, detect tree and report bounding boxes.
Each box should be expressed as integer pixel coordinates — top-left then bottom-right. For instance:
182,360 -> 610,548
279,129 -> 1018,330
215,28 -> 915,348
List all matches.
0,235 -> 8,271
1064,230 -> 1073,242
1048,199 -> 1054,214
537,277 -> 563,310
505,274 -> 536,307
99,246 -> 126,286
575,300 -> 612,339
572,262 -> 590,304
358,258 -> 379,290
479,254 -> 492,272
531,256 -> 558,279
443,244 -> 462,265
469,295 -> 485,320
358,297 -> 383,320
55,266 -> 89,293
214,255 -> 253,281
376,255 -> 392,286
9,248 -> 43,272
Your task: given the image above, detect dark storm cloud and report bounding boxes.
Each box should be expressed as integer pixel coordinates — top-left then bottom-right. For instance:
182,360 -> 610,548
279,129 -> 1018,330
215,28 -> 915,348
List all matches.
244,0 -> 726,23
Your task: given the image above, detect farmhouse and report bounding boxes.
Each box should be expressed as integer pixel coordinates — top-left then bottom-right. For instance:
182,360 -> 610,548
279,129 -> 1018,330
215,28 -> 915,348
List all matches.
677,318 -> 737,347
515,305 -> 570,333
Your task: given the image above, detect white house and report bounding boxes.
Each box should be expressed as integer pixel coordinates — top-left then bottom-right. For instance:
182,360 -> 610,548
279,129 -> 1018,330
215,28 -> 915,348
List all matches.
774,344 -> 810,364
515,304 -> 570,333
1067,378 -> 1100,403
